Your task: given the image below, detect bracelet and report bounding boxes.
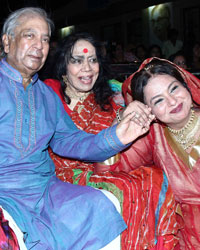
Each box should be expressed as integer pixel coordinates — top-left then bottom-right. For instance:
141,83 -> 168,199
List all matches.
97,153 -> 121,166
116,109 -> 122,122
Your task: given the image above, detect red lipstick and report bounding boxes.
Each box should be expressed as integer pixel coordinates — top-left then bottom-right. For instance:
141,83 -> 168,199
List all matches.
170,103 -> 183,113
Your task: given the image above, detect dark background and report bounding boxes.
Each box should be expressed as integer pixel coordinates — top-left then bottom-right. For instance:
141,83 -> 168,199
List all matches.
0,0 -> 179,29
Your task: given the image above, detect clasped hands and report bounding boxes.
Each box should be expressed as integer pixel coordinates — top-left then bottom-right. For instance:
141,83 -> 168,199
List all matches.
115,101 -> 155,145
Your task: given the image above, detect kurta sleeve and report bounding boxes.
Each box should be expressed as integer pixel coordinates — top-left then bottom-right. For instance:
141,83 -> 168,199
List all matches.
49,94 -> 127,162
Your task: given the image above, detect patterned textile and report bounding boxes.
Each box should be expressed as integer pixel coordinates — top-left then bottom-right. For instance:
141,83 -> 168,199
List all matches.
0,58 -> 127,250
0,208 -> 20,250
45,78 -> 180,250
121,57 -> 200,250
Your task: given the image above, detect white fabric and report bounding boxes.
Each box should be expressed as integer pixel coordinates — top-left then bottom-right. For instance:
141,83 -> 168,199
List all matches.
99,190 -> 121,250
162,39 -> 183,59
0,206 -> 27,250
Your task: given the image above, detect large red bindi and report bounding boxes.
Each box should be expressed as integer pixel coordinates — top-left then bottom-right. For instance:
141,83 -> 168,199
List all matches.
83,48 -> 88,53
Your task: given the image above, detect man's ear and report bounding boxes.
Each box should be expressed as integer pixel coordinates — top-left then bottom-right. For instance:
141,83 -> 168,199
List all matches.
2,34 -> 10,53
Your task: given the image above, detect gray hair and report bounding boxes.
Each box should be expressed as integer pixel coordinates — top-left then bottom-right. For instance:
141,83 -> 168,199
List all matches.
0,7 -> 54,58
2,7 -> 54,38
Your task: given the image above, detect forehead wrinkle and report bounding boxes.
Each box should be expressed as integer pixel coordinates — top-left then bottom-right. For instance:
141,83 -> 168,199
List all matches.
15,15 -> 49,36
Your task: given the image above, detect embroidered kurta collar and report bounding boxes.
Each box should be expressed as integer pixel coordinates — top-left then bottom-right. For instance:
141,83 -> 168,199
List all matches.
0,58 -> 38,85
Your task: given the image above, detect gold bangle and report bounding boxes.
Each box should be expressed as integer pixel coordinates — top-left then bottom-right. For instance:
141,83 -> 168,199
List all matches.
116,109 -> 122,122
98,153 -> 120,166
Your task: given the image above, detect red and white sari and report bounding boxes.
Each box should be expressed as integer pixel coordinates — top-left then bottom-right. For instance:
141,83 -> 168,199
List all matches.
44,78 -> 180,250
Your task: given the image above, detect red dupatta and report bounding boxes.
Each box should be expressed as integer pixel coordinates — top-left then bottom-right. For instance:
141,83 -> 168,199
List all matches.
122,57 -> 200,250
122,57 -> 200,106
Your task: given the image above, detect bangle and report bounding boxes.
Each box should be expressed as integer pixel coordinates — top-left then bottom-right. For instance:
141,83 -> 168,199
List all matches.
97,153 -> 121,166
116,109 -> 122,122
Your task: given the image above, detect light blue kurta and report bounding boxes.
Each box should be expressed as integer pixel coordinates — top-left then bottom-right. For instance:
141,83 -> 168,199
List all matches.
0,59 -> 127,249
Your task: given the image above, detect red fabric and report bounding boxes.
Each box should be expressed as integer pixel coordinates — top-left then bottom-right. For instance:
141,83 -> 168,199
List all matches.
0,208 -> 20,250
45,78 -> 72,115
121,57 -> 200,249
177,203 -> 200,250
122,57 -> 200,106
44,78 -> 180,249
150,236 -> 168,250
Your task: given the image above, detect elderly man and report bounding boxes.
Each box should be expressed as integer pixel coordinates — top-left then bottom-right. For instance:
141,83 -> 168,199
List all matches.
0,6 -> 153,250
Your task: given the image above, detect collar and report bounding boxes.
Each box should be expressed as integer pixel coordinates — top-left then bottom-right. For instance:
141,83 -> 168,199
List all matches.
0,58 -> 38,85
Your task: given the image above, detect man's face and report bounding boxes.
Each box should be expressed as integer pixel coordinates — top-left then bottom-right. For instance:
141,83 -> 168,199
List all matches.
2,15 -> 50,78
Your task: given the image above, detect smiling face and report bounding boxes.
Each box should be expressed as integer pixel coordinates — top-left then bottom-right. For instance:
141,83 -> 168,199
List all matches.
66,39 -> 99,94
2,14 -> 50,78
144,74 -> 192,129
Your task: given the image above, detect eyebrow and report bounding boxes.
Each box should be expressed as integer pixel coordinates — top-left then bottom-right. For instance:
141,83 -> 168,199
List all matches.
71,55 -> 84,59
71,54 -> 96,59
149,80 -> 177,105
22,28 -> 50,37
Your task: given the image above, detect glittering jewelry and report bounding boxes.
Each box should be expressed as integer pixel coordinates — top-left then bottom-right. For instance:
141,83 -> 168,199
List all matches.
116,109 -> 123,122
144,64 -> 154,71
167,109 -> 200,150
66,86 -> 90,102
62,75 -> 90,102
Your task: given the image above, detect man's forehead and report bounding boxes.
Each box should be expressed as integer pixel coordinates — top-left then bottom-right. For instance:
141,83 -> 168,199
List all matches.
15,15 -> 49,34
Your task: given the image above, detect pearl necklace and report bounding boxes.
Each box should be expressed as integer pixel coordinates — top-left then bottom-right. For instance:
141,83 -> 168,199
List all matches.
167,109 -> 200,150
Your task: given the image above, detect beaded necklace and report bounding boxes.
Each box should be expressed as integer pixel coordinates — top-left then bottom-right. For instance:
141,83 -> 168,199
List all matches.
66,86 -> 90,102
167,109 -> 200,150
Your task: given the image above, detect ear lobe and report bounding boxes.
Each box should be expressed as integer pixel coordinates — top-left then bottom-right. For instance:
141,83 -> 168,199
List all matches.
2,34 -> 10,53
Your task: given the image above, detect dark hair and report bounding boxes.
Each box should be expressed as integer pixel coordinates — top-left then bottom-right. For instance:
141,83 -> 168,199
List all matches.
50,31 -> 113,111
135,44 -> 147,62
148,44 -> 162,58
168,50 -> 186,63
131,58 -> 192,103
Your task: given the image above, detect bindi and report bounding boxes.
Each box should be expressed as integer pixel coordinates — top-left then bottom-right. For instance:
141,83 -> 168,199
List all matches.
83,48 -> 88,53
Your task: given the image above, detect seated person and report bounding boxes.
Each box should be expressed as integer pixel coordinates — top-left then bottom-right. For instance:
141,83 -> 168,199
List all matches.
117,57 -> 200,249
188,41 -> 200,71
168,50 -> 188,70
135,44 -> 148,63
44,32 -> 180,250
148,44 -> 163,58
162,28 -> 183,59
0,7 -> 150,250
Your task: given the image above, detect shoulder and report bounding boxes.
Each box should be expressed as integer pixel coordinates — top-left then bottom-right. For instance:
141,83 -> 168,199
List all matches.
44,79 -> 62,92
43,78 -> 65,101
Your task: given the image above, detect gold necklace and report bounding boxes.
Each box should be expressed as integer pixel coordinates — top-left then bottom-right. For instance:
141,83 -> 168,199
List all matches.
167,109 -> 200,150
66,87 -> 90,102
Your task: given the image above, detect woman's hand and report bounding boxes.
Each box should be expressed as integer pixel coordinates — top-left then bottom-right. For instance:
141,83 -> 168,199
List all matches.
116,101 -> 155,145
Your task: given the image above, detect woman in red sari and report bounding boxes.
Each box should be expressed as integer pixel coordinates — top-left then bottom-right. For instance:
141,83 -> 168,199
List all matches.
115,57 -> 200,249
44,33 -> 179,250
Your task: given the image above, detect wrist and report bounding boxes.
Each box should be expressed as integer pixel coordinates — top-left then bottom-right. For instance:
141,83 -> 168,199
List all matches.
116,108 -> 123,123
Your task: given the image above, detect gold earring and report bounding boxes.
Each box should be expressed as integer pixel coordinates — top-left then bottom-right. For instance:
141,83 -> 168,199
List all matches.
62,75 -> 68,85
